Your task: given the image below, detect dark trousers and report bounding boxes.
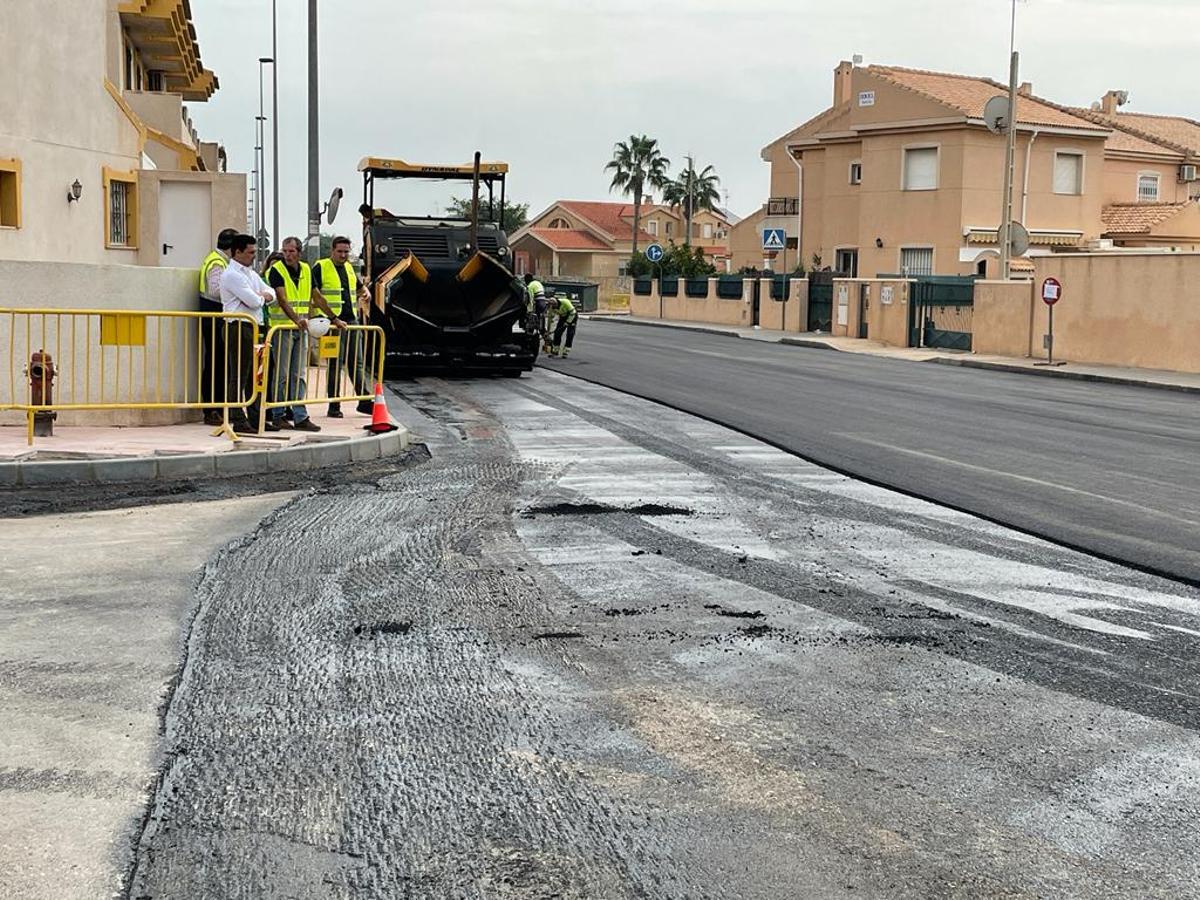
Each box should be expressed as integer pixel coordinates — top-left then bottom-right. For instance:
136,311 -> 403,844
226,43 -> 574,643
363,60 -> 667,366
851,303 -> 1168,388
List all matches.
199,297 -> 226,414
553,315 -> 577,349
326,314 -> 373,408
225,321 -> 260,424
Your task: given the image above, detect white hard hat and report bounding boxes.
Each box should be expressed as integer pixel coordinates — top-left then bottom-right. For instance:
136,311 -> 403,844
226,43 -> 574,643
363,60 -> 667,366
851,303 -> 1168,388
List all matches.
307,316 -> 331,337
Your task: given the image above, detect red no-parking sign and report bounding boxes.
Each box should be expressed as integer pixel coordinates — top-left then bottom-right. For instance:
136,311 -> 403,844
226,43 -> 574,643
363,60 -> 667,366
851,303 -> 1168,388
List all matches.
1041,277 -> 1062,306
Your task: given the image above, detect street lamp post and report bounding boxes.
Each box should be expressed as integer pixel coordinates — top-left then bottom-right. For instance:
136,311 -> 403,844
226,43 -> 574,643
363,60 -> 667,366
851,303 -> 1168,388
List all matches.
257,57 -> 274,265
998,0 -> 1020,281
271,0 -> 280,257
307,0 -> 320,262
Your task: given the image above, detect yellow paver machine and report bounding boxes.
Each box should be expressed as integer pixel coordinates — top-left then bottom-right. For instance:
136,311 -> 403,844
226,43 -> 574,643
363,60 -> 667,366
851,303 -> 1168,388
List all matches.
359,154 -> 538,375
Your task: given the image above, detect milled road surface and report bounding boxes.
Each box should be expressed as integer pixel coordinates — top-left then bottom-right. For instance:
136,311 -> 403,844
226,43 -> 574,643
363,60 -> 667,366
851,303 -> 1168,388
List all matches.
551,320 -> 1200,585
111,371 -> 1200,899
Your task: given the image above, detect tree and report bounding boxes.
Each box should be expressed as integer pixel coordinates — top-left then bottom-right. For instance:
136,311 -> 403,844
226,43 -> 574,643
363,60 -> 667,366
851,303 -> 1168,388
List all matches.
445,197 -> 530,234
604,135 -> 671,260
662,160 -> 721,247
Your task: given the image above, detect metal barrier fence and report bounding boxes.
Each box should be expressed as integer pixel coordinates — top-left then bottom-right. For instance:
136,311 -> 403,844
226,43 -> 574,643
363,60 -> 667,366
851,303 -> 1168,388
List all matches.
256,323 -> 385,434
0,308 -> 261,444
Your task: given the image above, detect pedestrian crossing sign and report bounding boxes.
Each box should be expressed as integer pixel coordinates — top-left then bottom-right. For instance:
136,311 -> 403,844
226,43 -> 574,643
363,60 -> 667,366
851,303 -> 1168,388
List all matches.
762,228 -> 787,251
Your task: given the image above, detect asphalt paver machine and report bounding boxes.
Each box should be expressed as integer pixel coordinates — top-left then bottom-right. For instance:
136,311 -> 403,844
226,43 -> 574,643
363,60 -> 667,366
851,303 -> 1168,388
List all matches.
359,154 -> 538,375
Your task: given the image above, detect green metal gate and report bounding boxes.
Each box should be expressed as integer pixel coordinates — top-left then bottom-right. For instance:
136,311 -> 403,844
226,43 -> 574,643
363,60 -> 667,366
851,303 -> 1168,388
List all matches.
807,274 -> 834,332
909,276 -> 976,351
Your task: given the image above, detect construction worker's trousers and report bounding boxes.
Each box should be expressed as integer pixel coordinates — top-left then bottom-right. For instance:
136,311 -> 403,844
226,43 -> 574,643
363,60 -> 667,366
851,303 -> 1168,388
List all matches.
553,314 -> 577,350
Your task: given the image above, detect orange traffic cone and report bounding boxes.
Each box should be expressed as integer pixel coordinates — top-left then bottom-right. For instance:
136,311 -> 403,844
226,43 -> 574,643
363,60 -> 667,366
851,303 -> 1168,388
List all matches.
363,383 -> 398,434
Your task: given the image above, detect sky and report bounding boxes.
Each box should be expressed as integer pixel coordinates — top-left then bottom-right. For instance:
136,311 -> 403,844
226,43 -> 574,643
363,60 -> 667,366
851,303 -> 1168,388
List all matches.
187,0 -> 1200,241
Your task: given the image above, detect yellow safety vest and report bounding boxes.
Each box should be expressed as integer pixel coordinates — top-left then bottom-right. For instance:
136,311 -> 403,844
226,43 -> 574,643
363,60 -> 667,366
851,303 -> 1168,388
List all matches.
314,258 -> 358,315
267,260 -> 313,323
198,250 -> 227,301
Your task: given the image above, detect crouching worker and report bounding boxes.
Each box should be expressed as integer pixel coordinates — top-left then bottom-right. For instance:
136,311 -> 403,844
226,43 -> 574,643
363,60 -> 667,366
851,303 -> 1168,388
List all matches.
548,292 -> 577,358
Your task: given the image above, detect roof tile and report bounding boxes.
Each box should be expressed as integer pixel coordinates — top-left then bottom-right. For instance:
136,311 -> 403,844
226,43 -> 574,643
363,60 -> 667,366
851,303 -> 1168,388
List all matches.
867,65 -> 1103,130
1101,202 -> 1191,235
528,228 -> 613,251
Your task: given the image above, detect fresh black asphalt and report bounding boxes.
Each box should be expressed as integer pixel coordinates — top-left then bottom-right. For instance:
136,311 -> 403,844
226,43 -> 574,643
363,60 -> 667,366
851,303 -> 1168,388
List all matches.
545,320 -> 1200,585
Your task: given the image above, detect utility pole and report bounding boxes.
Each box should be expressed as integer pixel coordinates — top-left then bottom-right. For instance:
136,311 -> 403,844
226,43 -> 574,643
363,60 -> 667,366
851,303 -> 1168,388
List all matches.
307,0 -> 320,263
272,0 -> 280,255
684,154 -> 694,248
998,0 -> 1019,280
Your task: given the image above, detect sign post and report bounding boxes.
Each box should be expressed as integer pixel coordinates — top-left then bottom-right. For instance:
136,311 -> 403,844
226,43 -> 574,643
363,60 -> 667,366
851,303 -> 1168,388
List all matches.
1036,276 -> 1065,366
646,243 -> 665,318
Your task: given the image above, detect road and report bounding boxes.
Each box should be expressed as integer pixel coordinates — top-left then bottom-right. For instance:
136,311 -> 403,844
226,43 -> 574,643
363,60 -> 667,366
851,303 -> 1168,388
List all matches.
548,320 -> 1200,585
91,372 -> 1195,898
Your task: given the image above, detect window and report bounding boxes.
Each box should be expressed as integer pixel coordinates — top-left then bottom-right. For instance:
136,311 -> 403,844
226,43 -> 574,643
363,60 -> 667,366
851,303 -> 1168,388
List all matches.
618,258 -> 631,276
103,168 -> 138,248
1138,173 -> 1160,202
647,219 -> 658,235
0,159 -> 21,228
665,221 -> 673,236
900,247 -> 934,276
849,161 -> 863,185
835,248 -> 859,277
702,223 -> 713,239
547,217 -> 570,229
124,42 -> 133,90
1053,151 -> 1083,195
902,147 -> 938,191
148,70 -> 163,92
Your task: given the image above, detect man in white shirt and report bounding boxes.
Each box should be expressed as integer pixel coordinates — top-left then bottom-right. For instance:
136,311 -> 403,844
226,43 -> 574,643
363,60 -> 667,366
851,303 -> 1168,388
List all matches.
219,233 -> 278,433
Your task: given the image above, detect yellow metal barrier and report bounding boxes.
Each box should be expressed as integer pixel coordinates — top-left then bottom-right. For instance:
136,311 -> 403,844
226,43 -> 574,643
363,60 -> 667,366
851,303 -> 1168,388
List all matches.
257,323 -> 385,434
0,308 -> 261,445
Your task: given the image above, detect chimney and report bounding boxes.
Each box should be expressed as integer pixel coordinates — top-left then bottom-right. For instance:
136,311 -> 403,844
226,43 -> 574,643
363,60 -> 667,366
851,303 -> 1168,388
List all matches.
1101,90 -> 1128,115
834,60 -> 854,106
1018,82 -> 1033,97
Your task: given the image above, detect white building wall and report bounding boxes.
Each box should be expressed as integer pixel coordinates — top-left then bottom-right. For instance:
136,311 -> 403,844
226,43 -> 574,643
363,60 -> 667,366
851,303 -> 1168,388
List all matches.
0,1 -> 146,265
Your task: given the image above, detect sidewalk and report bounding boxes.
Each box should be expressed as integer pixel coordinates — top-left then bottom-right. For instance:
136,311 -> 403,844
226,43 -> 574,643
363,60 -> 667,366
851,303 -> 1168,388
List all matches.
589,315 -> 1200,394
0,400 -> 410,486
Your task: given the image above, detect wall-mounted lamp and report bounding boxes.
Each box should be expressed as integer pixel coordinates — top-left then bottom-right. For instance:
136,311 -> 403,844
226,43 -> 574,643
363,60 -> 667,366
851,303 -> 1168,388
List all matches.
67,180 -> 82,203
874,237 -> 884,249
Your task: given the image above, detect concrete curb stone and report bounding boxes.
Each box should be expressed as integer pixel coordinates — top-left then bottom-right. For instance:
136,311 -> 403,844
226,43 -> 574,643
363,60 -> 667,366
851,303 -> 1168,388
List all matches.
596,315 -> 1199,397
583,315 -> 743,341
927,356 -> 1200,395
0,429 -> 409,488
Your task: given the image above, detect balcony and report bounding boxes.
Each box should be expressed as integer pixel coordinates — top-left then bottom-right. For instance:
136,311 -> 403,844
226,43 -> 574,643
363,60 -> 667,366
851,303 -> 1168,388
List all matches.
767,197 -> 799,216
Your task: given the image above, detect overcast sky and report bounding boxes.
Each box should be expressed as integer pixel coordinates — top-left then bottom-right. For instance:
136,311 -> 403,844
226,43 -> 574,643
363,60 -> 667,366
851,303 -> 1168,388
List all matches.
187,0 -> 1200,241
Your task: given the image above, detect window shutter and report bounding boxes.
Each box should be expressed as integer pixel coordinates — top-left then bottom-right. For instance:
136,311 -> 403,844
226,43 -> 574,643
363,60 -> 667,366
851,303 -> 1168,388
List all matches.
1054,154 -> 1082,195
904,148 -> 938,190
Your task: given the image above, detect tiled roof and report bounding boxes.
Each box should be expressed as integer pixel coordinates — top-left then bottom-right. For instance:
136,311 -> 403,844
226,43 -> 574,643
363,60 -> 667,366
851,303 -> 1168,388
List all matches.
868,66 -> 1102,130
558,201 -> 654,242
778,102 -> 852,147
1113,112 -> 1200,155
1101,202 -> 1190,235
527,228 -> 613,251
1070,107 -> 1195,156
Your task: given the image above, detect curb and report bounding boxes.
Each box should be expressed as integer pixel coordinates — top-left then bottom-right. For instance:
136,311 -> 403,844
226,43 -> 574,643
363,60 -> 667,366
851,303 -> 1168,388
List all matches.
584,315 -> 745,341
0,428 -> 410,488
926,357 -> 1200,395
596,316 -> 1200,396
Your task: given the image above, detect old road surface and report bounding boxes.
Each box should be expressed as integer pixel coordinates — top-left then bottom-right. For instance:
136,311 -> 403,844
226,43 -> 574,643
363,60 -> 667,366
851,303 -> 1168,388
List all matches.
557,319 -> 1200,586
108,370 -> 1200,898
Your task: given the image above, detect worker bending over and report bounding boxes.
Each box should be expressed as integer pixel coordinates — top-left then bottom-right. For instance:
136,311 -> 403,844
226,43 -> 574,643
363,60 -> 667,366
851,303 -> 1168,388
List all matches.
523,273 -> 550,348
547,292 -> 577,358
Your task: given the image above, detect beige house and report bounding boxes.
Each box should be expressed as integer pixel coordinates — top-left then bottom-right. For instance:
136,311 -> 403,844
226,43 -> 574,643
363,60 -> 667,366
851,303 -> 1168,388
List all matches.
0,0 -> 244,269
511,200 -> 733,280
748,61 -> 1200,278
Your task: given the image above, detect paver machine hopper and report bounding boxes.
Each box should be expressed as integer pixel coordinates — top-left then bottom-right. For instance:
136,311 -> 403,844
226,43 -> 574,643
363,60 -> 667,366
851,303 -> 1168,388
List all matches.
358,153 -> 538,375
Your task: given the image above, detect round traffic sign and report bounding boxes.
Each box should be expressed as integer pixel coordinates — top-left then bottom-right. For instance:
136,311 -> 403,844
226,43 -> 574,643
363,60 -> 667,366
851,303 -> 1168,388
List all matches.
1041,277 -> 1062,306
646,243 -> 664,263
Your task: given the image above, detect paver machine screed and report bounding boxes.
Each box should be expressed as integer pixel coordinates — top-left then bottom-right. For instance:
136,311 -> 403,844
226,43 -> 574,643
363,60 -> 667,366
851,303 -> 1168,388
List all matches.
359,154 -> 539,375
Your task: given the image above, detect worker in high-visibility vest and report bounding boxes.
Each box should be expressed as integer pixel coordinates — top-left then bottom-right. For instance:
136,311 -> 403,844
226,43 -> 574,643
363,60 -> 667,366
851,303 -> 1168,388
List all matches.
266,236 -> 345,431
547,292 -> 578,358
313,236 -> 374,418
523,273 -> 549,349
198,228 -> 238,425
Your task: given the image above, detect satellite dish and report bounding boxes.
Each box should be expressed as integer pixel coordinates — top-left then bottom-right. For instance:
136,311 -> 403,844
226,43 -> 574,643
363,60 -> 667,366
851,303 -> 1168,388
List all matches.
326,187 -> 343,225
984,95 -> 1010,134
1009,221 -> 1030,257
1090,101 -> 1102,111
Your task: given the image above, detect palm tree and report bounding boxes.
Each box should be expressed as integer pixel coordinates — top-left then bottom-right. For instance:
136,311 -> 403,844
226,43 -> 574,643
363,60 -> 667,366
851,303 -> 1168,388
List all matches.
662,160 -> 721,246
604,136 -> 671,260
